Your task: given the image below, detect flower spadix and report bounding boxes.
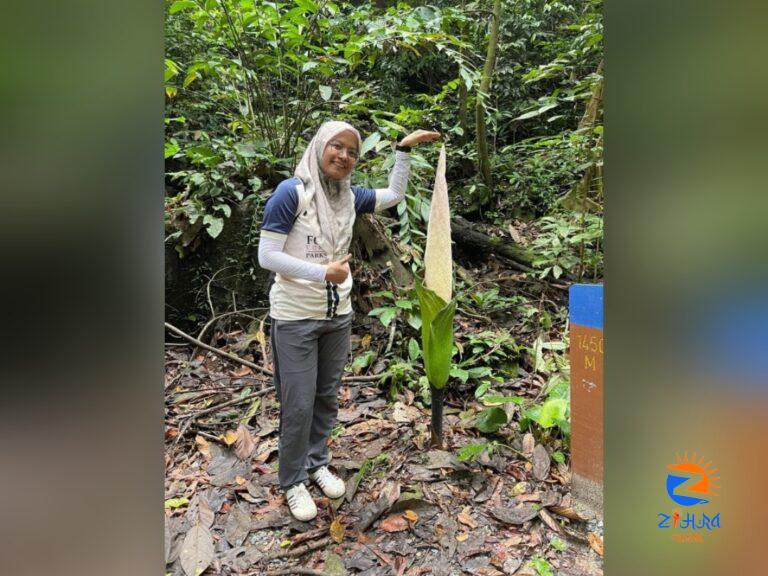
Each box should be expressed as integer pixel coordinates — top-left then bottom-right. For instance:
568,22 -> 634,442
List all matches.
423,145 -> 452,303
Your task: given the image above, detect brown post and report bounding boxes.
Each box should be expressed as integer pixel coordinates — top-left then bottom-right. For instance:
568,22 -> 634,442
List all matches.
569,284 -> 604,518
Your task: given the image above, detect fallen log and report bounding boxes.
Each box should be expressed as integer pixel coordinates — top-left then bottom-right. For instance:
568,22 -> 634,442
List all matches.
450,215 -> 533,269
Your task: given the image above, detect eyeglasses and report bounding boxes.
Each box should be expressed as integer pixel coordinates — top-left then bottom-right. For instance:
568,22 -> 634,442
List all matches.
328,140 -> 359,161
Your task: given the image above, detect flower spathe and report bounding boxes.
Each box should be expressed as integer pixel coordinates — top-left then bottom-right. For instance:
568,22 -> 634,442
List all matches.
423,145 -> 452,304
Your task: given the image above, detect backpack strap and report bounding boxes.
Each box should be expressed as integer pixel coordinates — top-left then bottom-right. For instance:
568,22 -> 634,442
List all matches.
294,180 -> 312,218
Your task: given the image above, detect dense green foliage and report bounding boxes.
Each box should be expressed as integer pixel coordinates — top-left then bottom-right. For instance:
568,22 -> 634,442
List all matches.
165,0 -> 603,253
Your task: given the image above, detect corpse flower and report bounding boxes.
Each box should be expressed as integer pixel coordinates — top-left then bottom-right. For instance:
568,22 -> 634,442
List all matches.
415,145 -> 456,448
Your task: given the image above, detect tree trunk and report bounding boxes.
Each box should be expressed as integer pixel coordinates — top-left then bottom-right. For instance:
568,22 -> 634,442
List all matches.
578,59 -> 604,131
165,197 -> 271,331
457,0 -> 469,143
561,60 -> 604,212
459,72 -> 469,143
451,215 -> 533,269
352,214 -> 413,286
475,0 -> 502,193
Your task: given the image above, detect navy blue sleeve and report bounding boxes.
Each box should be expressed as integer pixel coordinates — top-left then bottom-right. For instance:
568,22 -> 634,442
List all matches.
261,178 -> 299,234
352,185 -> 377,214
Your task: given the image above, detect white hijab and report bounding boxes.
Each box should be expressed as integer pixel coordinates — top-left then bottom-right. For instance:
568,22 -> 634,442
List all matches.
294,121 -> 361,262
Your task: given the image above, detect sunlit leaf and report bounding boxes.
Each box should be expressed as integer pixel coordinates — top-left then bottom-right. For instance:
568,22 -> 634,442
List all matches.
359,131 -> 381,157
169,1 -> 198,15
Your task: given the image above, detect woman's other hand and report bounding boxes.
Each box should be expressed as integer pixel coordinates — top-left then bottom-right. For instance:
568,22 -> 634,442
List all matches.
325,254 -> 352,284
399,130 -> 441,148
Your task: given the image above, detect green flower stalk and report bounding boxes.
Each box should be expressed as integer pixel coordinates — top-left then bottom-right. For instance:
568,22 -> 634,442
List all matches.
416,145 -> 456,448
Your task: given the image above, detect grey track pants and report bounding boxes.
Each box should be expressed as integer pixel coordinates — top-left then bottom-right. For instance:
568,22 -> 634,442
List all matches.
270,312 -> 352,490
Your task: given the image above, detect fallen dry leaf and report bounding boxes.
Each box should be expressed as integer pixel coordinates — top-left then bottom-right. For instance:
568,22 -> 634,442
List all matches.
186,495 -> 214,529
330,518 -> 346,544
254,439 -> 278,463
195,435 -> 211,459
457,509 -> 478,529
522,433 -> 535,456
221,430 -> 238,446
455,531 -> 469,542
342,419 -> 394,437
588,532 -> 604,556
180,524 -> 214,576
394,555 -> 407,576
403,509 -> 419,524
532,444 -> 551,481
392,402 -> 421,423
538,508 -> 561,533
233,424 -> 256,460
491,503 -> 540,525
230,366 -> 252,378
380,514 -> 410,533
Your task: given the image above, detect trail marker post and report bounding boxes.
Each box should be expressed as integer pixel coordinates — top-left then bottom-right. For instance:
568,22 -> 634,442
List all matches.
569,284 -> 604,518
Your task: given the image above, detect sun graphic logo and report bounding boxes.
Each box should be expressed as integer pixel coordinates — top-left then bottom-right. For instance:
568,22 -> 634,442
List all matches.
666,451 -> 720,507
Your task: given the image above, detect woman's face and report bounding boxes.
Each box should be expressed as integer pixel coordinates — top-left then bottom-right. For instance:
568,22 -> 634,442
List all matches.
321,130 -> 359,180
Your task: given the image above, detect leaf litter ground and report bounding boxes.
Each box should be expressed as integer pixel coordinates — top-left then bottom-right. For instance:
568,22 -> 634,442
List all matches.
165,266 -> 602,576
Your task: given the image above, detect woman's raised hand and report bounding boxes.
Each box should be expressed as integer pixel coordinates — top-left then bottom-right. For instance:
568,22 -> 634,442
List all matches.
325,254 -> 352,284
399,130 -> 441,148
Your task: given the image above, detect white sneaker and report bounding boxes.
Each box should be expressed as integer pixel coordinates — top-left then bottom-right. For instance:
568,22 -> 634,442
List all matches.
309,466 -> 346,499
285,483 -> 317,521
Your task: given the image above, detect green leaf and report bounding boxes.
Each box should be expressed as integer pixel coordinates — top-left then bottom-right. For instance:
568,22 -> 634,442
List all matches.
467,366 -> 492,380
459,67 -> 474,91
319,85 -> 332,101
551,451 -> 566,464
295,0 -> 319,12
475,407 -> 508,433
169,0 -> 198,14
359,131 -> 381,157
164,497 -> 190,509
240,398 -> 261,426
378,307 -> 397,328
351,350 -> 376,371
474,380 -> 491,399
515,109 -> 541,121
235,142 -> 258,158
408,338 -> 420,362
450,367 -> 469,383
203,215 -> 224,238
369,307 -> 397,327
406,314 -> 421,330
481,395 -> 524,406
537,398 -> 568,428
164,59 -> 179,81
301,61 -> 319,72
457,442 -> 488,462
164,140 -> 180,159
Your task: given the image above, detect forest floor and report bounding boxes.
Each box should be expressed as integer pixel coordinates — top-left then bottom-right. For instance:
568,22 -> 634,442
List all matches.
164,291 -> 604,576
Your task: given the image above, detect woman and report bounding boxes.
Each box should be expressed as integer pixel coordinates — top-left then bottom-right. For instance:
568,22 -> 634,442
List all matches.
258,120 -> 440,521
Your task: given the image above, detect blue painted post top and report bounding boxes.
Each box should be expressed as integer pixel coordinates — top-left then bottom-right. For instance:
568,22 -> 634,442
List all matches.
569,284 -> 604,329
